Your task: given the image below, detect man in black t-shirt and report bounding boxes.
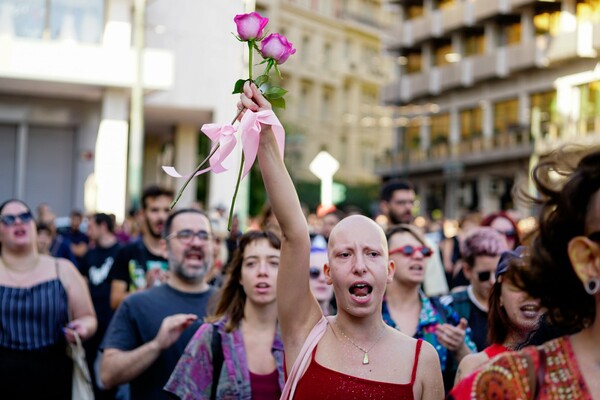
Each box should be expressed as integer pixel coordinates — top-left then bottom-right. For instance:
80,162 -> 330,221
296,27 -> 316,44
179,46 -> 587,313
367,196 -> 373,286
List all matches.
109,185 -> 173,309
79,213 -> 121,399
100,208 -> 216,400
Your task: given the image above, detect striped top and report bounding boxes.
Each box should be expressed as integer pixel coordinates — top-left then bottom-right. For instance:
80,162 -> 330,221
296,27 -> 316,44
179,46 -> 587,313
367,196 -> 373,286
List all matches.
0,279 -> 69,350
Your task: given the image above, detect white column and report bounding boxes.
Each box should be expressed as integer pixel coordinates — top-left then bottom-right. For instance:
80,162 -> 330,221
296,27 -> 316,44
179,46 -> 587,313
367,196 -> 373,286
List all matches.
173,124 -> 198,208
94,89 -> 129,223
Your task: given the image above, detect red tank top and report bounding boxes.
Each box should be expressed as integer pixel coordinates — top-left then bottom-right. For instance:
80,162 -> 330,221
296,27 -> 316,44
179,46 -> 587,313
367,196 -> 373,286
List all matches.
250,369 -> 281,400
293,339 -> 423,400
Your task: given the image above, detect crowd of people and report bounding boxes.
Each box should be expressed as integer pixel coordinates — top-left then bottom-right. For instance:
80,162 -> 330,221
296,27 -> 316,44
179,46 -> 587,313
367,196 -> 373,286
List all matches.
0,83 -> 598,400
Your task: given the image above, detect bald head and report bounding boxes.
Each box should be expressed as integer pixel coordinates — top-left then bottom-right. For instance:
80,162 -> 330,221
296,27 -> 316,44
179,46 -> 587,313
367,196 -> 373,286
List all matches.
328,215 -> 388,255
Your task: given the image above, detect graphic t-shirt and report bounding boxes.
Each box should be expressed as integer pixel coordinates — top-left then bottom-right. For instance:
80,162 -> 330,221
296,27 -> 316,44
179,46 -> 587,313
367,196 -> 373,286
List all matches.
79,242 -> 122,327
110,239 -> 168,291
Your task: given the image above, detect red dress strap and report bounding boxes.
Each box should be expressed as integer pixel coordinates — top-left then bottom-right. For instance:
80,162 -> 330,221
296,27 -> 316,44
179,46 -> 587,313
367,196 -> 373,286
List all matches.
410,339 -> 423,385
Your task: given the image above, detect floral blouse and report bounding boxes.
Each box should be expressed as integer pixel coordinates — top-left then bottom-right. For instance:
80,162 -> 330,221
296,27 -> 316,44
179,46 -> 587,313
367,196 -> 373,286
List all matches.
164,316 -> 285,400
382,290 -> 477,372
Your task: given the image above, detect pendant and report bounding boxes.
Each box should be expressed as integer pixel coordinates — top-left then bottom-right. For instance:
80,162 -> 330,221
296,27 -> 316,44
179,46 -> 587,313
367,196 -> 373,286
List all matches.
362,352 -> 369,365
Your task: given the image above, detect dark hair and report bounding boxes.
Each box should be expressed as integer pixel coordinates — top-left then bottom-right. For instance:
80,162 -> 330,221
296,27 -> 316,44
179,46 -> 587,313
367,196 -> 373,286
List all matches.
141,185 -> 174,210
0,199 -> 31,215
380,180 -> 414,202
162,208 -> 210,238
385,223 -> 427,246
487,256 -> 528,345
209,231 -> 281,332
480,211 -> 521,248
515,147 -> 600,331
36,222 -> 52,234
93,213 -> 115,233
70,210 -> 83,218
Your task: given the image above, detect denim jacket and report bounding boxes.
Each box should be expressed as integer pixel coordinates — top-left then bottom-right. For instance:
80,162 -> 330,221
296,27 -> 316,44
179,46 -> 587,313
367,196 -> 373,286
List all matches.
164,316 -> 285,400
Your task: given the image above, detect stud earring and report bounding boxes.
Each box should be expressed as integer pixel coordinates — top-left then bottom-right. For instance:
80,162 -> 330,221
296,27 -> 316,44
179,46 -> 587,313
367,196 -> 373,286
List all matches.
585,277 -> 600,295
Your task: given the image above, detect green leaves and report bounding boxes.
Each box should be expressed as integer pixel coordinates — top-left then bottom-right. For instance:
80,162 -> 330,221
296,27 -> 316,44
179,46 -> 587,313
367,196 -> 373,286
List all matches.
232,79 -> 247,94
264,86 -> 287,109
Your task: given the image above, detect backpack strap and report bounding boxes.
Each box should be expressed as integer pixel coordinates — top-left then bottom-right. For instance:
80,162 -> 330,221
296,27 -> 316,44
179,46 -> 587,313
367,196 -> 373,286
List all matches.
210,323 -> 224,400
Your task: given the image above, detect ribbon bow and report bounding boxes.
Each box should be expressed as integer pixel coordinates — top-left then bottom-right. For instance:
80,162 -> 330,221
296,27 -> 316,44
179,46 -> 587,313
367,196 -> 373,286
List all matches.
162,109 -> 284,179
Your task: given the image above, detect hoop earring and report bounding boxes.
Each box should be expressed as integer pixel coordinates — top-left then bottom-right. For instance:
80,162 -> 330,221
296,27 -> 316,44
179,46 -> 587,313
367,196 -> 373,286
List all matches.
585,277 -> 600,295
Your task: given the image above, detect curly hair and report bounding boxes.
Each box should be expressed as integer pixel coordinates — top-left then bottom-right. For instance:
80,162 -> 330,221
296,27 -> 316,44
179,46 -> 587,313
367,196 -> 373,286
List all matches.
516,146 -> 600,331
208,230 -> 281,332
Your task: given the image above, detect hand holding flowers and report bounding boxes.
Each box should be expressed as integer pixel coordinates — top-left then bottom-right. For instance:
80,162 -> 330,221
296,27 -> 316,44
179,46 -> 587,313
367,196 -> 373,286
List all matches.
163,12 -> 295,230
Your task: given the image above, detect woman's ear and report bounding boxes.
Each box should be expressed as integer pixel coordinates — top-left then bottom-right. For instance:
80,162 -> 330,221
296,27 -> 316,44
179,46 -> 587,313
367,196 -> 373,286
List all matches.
568,236 -> 600,287
324,263 -> 333,285
387,259 -> 396,284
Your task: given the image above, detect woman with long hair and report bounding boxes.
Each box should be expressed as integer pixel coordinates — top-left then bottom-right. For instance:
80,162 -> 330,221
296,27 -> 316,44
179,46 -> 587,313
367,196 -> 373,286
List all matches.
241,82 -> 443,399
452,246 -> 543,388
450,147 -> 600,399
165,230 -> 284,399
0,199 -> 97,398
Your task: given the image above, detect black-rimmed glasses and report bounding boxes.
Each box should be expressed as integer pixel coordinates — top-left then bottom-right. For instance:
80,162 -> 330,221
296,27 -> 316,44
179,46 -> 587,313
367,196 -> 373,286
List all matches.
309,267 -> 323,279
166,229 -> 211,244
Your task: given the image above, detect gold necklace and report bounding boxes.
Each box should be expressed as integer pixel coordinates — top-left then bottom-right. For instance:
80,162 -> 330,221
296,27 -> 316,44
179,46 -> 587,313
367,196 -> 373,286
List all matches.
334,320 -> 387,365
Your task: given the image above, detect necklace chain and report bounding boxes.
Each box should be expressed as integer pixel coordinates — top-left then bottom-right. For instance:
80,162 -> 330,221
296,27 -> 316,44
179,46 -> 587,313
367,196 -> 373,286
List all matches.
334,320 -> 387,365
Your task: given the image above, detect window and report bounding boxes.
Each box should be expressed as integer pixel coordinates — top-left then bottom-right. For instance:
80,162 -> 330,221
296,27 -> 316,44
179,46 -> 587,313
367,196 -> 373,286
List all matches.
530,90 -> 557,135
301,35 -> 311,64
498,21 -> 521,46
406,124 -> 420,149
533,11 -> 561,36
0,0 -> 105,42
433,41 -> 453,66
406,4 -> 424,19
430,113 -> 450,145
405,50 -> 422,73
321,88 -> 333,122
577,0 -> 600,22
436,0 -> 455,10
323,42 -> 332,69
460,107 -> 483,139
465,31 -> 485,56
300,82 -> 312,118
493,98 -> 519,134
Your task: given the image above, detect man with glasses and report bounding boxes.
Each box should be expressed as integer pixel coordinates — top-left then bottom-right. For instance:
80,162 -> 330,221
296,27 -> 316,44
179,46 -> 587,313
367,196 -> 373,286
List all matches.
445,227 -> 508,351
379,179 -> 449,296
100,208 -> 216,400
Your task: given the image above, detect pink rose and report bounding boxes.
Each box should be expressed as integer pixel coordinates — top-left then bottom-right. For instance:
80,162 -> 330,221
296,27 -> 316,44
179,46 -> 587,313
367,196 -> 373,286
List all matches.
260,33 -> 296,64
234,12 -> 269,41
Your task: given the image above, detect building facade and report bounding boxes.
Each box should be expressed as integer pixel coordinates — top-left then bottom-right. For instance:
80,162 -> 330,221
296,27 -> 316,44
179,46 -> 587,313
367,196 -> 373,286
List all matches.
255,0 -> 395,188
0,0 -> 244,220
380,0 -> 600,218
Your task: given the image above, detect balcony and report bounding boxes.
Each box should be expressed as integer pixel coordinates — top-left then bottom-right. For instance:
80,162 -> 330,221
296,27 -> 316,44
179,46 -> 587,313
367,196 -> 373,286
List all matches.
428,63 -> 463,94
544,23 -> 598,63
472,0 -> 509,23
509,0 -> 537,9
435,1 -> 466,35
402,14 -> 432,47
403,71 -> 430,99
0,36 -> 173,92
463,52 -> 504,83
506,39 -> 546,72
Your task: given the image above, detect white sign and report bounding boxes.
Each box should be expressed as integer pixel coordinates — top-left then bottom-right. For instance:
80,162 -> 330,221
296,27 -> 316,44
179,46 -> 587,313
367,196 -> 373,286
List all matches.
309,151 -> 340,208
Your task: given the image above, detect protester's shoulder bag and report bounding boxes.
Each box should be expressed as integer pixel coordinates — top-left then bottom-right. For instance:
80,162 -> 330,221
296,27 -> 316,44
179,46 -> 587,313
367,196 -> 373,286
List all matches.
67,331 -> 95,400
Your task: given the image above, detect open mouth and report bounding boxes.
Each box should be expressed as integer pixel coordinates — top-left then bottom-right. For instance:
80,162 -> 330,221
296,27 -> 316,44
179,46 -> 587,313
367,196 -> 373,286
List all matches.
349,283 -> 373,297
520,304 -> 541,318
256,282 -> 270,289
408,264 -> 424,272
185,250 -> 204,260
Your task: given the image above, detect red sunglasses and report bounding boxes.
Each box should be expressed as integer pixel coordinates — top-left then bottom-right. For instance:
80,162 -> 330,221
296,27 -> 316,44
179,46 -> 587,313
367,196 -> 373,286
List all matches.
389,245 -> 433,258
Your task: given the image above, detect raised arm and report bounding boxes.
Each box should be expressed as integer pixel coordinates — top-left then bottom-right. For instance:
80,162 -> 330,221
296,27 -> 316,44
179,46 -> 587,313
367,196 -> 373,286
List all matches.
240,82 -> 323,361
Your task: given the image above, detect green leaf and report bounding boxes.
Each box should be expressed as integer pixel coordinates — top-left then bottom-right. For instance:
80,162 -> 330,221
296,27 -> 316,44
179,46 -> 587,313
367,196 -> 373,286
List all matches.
232,79 -> 247,94
254,75 -> 269,88
268,97 -> 286,109
264,86 -> 288,99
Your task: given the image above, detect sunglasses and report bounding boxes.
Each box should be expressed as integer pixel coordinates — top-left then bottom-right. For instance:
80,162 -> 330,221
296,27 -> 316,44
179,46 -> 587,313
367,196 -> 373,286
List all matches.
497,229 -> 517,239
0,211 -> 34,226
477,271 -> 493,282
309,267 -> 323,279
389,245 -> 433,258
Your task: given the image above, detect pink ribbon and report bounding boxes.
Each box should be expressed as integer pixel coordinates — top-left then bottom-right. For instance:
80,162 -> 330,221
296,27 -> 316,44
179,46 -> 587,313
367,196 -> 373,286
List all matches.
238,109 -> 285,178
161,110 -> 284,179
